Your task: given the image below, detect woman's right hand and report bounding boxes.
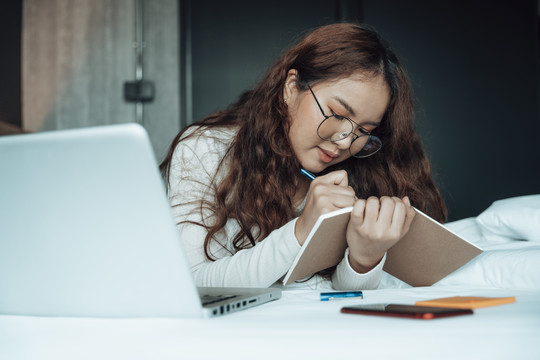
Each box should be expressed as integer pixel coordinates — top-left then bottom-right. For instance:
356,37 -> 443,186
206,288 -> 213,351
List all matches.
294,170 -> 356,245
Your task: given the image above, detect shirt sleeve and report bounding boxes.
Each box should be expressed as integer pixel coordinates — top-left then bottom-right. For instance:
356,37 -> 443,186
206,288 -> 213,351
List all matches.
331,249 -> 386,290
168,130 -> 301,288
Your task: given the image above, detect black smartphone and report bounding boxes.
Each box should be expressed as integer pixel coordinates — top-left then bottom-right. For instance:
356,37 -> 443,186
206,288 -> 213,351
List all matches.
341,304 -> 473,320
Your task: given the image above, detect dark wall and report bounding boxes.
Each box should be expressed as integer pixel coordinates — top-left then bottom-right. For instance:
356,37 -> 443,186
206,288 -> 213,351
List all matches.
0,1 -> 22,128
362,0 -> 540,220
186,0 -> 340,123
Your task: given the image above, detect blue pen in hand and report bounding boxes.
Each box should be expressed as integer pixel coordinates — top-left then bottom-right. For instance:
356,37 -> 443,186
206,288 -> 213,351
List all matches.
300,168 -> 316,181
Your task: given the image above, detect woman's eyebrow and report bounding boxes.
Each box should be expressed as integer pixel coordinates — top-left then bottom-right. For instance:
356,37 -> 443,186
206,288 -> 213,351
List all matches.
332,96 -> 356,117
332,95 -> 382,127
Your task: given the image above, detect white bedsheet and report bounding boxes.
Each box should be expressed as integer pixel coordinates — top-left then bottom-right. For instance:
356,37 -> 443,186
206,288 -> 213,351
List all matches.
1,287 -> 539,360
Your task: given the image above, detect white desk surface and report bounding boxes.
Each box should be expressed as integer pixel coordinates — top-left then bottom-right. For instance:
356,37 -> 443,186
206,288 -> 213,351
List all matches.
1,286 -> 539,360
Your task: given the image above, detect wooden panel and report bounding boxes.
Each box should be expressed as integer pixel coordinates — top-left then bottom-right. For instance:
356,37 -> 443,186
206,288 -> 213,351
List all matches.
22,0 -> 135,132
142,0 -> 181,160
21,0 -> 180,159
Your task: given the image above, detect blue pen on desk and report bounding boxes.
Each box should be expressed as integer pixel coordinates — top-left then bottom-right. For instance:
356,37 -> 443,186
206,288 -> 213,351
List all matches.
320,291 -> 363,301
300,168 -> 317,181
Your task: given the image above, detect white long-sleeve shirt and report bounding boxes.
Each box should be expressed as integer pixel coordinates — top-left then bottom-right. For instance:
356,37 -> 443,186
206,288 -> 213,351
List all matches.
167,126 -> 385,289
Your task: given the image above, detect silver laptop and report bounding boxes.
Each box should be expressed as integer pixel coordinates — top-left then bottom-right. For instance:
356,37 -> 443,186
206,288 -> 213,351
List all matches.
0,123 -> 280,318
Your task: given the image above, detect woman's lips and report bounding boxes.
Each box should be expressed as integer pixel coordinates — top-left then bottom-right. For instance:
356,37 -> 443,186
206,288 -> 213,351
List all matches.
317,147 -> 338,163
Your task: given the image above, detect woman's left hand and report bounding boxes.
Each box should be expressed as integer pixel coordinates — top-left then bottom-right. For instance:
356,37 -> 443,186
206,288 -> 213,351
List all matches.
345,196 -> 416,273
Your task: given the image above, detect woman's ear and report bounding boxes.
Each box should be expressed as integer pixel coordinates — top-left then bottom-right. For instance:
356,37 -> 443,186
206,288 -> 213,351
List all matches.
283,69 -> 299,105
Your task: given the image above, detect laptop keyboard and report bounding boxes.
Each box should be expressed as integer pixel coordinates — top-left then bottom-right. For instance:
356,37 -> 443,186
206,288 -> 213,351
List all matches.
200,294 -> 238,306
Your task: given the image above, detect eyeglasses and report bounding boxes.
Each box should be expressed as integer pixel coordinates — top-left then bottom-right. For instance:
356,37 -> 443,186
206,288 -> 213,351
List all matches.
308,84 -> 382,158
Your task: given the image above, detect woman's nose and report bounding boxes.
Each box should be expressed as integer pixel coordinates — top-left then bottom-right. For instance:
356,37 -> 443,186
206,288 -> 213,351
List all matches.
334,133 -> 354,150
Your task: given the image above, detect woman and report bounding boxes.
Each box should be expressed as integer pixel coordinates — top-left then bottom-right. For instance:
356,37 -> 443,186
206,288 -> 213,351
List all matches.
160,23 -> 446,289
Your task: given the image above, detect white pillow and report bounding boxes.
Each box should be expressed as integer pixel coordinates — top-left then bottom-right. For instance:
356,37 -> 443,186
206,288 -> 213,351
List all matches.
476,195 -> 540,242
434,245 -> 540,290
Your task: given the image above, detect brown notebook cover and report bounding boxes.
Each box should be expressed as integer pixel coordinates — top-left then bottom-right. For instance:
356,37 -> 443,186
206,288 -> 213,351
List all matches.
283,208 -> 352,285
283,207 -> 483,286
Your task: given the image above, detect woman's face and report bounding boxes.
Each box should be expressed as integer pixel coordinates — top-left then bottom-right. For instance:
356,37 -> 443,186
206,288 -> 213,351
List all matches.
284,71 -> 390,174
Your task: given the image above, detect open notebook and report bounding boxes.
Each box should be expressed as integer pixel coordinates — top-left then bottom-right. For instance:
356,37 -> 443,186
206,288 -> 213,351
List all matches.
0,123 -> 280,318
283,206 -> 483,286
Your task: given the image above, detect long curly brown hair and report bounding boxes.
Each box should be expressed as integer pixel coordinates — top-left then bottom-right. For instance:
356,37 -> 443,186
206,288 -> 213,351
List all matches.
160,23 -> 447,260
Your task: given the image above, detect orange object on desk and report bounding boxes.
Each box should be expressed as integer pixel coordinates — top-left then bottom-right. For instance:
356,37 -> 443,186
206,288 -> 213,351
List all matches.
415,296 -> 516,309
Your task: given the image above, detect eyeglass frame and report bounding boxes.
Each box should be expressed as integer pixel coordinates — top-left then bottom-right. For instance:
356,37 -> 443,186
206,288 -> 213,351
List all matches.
307,84 -> 382,158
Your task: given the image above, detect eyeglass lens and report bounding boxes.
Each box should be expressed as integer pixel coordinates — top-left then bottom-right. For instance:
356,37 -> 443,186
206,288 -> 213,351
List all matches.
317,116 -> 382,158
350,134 -> 382,158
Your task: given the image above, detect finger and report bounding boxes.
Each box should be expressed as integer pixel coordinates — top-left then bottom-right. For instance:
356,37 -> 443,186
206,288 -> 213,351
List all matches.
307,185 -> 355,213
378,196 -> 397,225
318,170 -> 348,187
309,182 -> 356,202
401,196 -> 416,234
403,195 -> 411,207
350,199 -> 367,226
327,193 -> 356,210
389,197 -> 407,233
326,184 -> 356,197
363,196 -> 380,224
